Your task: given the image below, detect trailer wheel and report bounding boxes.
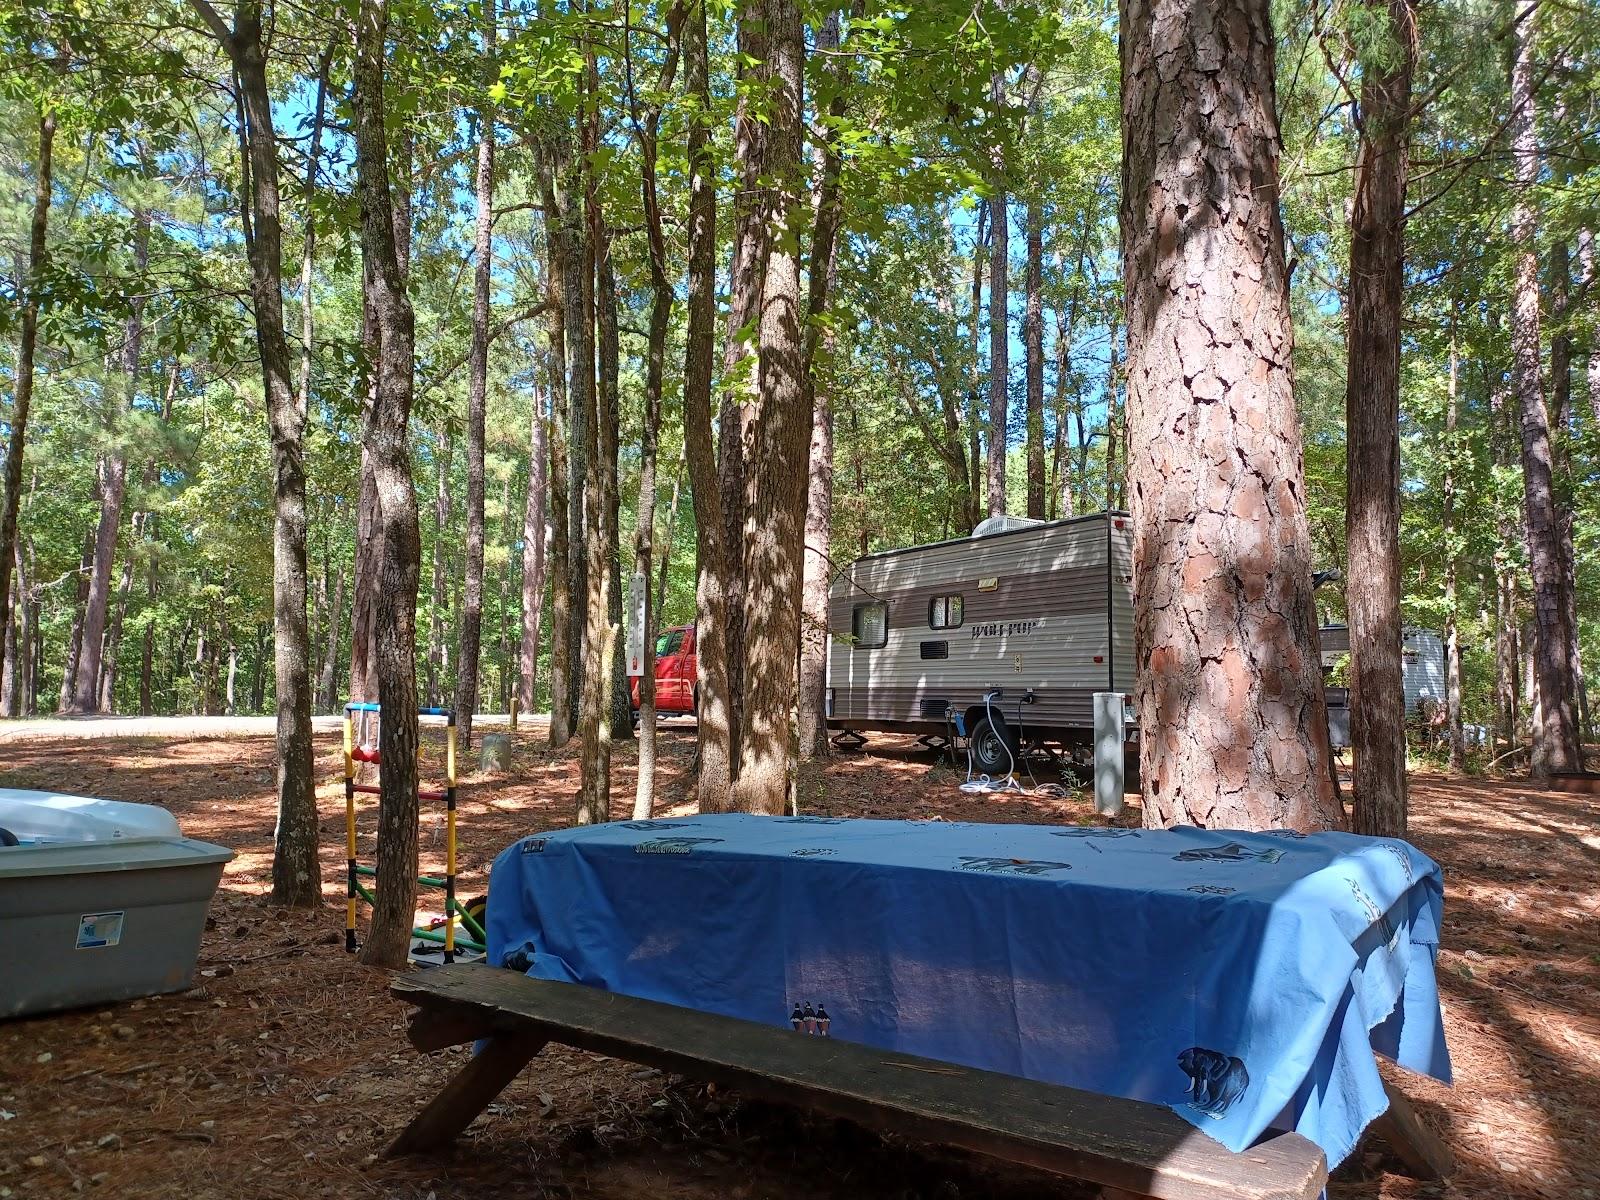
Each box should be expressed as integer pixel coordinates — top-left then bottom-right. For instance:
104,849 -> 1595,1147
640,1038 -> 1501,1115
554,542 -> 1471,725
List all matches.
970,716 -> 1017,777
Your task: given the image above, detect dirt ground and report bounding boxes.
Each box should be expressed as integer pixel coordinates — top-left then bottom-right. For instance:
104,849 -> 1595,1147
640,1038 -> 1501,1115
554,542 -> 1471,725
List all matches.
0,723 -> 1595,1200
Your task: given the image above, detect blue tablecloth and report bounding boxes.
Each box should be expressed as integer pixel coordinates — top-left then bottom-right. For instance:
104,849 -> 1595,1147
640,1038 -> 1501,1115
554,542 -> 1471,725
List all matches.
486,815 -> 1451,1167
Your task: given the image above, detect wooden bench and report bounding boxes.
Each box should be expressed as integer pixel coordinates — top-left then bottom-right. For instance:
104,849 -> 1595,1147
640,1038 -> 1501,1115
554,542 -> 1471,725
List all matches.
389,965 -> 1351,1199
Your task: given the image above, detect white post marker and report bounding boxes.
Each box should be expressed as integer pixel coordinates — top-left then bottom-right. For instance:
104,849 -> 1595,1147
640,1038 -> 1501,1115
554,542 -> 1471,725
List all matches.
1093,691 -> 1126,818
626,570 -> 646,678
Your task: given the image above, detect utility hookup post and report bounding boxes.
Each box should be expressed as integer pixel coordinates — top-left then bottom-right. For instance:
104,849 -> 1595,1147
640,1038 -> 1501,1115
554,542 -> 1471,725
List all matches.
1093,692 -> 1125,818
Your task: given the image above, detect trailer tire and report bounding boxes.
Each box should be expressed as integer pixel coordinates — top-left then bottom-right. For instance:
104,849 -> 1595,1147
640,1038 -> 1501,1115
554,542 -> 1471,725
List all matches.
970,716 -> 1018,777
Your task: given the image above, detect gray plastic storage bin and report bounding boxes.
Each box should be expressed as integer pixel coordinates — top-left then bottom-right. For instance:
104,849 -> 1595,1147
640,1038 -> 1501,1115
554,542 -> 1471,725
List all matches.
0,837 -> 235,1018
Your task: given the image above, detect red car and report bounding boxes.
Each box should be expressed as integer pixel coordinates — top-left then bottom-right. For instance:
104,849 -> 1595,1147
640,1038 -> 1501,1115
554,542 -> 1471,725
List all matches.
629,624 -> 697,716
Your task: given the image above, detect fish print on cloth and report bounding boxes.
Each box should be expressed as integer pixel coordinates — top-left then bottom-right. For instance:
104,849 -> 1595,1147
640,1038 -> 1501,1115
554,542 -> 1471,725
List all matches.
957,856 -> 1072,875
622,820 -> 698,830
1051,827 -> 1142,838
634,837 -> 724,855
1178,1047 -> 1251,1119
1172,841 -> 1284,865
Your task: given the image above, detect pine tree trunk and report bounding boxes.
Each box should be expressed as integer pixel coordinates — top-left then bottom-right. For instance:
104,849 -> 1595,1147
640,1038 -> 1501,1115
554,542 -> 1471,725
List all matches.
1444,325 -> 1465,771
682,0 -> 738,810
348,454 -> 380,703
968,205 -> 986,528
1548,237 -> 1587,746
987,156 -> 1009,516
319,560 -> 345,712
1344,0 -> 1415,836
518,385 -> 548,714
456,16 -> 496,748
1,573 -> 17,717
1053,305 -> 1076,518
729,0 -> 805,816
1105,317 -> 1121,508
353,0 -> 423,967
576,53 -> 614,826
565,189 -> 590,737
0,109 -> 52,657
73,212 -> 148,713
140,525 -> 156,716
1509,15 -> 1581,775
426,426 -> 451,708
599,253 -> 630,744
1024,199 -> 1046,520
542,155 -> 576,747
60,529 -> 93,713
797,8 -> 847,764
1121,0 -> 1339,830
1578,229 -> 1600,428
98,512 -> 141,713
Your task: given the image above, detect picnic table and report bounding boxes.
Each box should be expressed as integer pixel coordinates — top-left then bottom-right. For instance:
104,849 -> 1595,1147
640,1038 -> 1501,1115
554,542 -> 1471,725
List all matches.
480,815 -> 1452,1170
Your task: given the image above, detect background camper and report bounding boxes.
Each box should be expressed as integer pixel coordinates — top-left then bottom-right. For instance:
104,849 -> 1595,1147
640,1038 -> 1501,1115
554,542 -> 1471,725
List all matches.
825,512 -> 1135,775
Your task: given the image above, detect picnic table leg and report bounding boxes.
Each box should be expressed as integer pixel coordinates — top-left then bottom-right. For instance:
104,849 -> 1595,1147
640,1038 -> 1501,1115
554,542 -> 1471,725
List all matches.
388,1031 -> 548,1156
1370,1079 -> 1454,1180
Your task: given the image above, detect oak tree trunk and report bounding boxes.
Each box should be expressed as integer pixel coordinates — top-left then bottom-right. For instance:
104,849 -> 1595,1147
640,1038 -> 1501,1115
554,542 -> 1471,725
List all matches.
682,0 -> 738,810
797,9 -> 849,763
1344,0 -> 1415,836
1121,0 -> 1339,831
729,0 -> 806,816
629,7 -> 685,817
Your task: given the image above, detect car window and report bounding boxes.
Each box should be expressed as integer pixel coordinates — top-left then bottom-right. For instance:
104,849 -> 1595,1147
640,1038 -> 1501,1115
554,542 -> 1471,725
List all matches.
657,629 -> 685,657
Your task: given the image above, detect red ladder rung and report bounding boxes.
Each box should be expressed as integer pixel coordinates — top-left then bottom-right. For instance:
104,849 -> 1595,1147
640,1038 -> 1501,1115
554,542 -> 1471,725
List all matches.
418,788 -> 448,802
351,783 -> 382,796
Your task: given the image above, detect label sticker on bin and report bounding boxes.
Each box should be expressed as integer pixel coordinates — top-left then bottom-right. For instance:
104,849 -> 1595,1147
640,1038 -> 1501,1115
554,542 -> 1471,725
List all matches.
76,911 -> 125,949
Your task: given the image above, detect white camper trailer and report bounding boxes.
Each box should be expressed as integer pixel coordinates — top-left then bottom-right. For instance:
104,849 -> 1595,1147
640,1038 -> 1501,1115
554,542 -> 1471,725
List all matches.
825,511 -> 1135,773
1317,625 -> 1448,714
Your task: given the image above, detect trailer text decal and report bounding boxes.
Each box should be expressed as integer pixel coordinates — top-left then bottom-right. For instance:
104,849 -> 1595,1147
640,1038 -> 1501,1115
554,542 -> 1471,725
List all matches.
970,619 -> 1041,640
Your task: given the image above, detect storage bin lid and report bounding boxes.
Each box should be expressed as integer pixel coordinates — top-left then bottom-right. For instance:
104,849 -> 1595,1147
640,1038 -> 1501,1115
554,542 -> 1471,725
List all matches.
0,790 -> 183,844
0,837 -> 235,879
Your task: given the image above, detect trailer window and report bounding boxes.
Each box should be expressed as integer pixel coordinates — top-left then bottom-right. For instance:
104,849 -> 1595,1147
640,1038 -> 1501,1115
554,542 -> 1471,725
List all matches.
928,594 -> 964,630
852,603 -> 888,648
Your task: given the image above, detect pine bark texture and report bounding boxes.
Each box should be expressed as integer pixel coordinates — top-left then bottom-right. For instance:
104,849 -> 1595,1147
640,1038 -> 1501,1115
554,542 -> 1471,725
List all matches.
74,212 -> 148,713
1444,330 -> 1465,771
0,109 -> 53,671
518,387 -> 548,714
1344,0 -> 1414,837
1509,15 -> 1581,776
987,158 -> 1009,515
542,161 -> 575,747
682,0 -> 737,810
456,22 -> 496,749
729,0 -> 806,815
353,0 -> 423,967
1121,0 -> 1339,831
576,53 -> 614,826
1024,200 -> 1046,520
